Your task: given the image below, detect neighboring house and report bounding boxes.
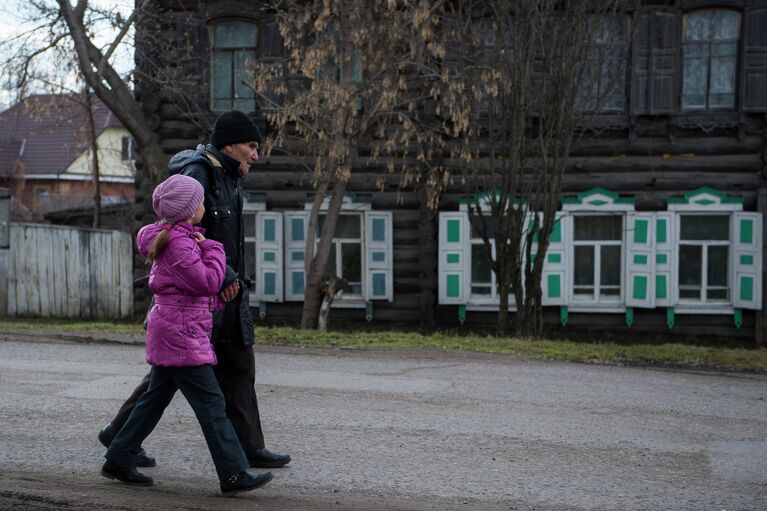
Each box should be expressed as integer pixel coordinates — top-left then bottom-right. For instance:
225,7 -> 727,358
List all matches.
133,1 -> 766,341
0,94 -> 135,220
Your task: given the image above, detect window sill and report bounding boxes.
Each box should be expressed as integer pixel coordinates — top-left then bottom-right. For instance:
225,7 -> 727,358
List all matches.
674,305 -> 734,315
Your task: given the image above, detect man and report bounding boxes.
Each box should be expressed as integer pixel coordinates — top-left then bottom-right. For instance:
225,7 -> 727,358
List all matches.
99,111 -> 290,469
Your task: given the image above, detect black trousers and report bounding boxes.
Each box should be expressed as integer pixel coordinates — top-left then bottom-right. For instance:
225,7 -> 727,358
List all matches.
110,342 -> 265,459
106,365 -> 249,481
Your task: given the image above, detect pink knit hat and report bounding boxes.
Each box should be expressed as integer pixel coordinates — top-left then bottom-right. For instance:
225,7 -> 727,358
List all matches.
152,174 -> 204,222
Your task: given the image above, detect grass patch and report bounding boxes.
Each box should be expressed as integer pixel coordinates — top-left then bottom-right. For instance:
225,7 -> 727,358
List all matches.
0,319 -> 144,335
1,319 -> 765,372
253,326 -> 767,373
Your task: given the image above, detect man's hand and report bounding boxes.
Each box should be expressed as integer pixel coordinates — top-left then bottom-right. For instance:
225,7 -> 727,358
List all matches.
219,280 -> 240,302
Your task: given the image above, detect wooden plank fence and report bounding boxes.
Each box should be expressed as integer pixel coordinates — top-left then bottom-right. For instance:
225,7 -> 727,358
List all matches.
6,223 -> 133,319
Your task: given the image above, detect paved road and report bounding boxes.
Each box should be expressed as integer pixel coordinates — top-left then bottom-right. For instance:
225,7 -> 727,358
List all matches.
0,335 -> 765,510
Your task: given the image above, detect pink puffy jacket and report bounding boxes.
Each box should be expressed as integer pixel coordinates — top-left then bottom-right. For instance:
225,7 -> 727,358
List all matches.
137,221 -> 226,367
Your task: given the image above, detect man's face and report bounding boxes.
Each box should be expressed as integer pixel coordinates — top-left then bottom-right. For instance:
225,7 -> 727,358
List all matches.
222,141 -> 259,176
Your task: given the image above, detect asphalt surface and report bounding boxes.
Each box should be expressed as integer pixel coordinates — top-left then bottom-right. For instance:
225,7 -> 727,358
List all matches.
0,331 -> 765,510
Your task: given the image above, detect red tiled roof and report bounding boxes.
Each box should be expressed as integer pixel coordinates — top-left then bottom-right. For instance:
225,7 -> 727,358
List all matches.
0,94 -> 125,178
0,139 -> 22,178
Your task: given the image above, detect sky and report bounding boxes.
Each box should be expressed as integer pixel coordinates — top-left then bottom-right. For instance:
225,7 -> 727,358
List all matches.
0,0 -> 134,110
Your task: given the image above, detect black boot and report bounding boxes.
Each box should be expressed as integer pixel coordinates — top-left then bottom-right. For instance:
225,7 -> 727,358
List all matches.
248,448 -> 291,468
98,423 -> 157,467
101,460 -> 153,486
220,470 -> 274,496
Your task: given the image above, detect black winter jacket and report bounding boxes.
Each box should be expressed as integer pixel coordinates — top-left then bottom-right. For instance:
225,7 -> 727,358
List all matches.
167,144 -> 254,346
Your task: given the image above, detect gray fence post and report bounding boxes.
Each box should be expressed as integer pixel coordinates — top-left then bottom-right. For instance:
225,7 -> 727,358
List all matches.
0,188 -> 10,317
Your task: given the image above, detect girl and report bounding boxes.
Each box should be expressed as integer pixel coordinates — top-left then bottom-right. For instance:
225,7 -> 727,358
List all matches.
101,174 -> 273,496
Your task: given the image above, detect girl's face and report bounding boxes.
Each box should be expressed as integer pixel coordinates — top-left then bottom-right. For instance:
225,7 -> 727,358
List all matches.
190,202 -> 205,224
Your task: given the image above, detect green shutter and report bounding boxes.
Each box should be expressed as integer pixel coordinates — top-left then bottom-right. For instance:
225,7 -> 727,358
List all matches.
547,274 -> 561,299
446,274 -> 460,298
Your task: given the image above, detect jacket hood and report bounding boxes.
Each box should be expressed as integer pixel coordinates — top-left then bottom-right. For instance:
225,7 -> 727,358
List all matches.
136,221 -> 203,258
136,222 -> 165,258
167,144 -> 212,176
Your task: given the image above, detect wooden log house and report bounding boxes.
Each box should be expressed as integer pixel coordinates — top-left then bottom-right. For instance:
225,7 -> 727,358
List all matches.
134,0 -> 767,341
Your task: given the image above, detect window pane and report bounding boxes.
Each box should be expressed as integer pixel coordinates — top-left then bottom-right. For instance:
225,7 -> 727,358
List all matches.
212,98 -> 232,111
574,245 -> 595,286
470,215 -> 495,239
317,214 -> 361,239
680,215 -> 729,240
212,51 -> 233,101
235,98 -> 255,112
682,94 -> 706,109
683,50 -> 707,96
471,244 -> 492,284
707,245 -> 728,287
682,45 -> 708,110
235,50 -> 256,98
574,216 -> 622,241
708,289 -> 728,300
337,215 -> 360,238
324,244 -> 337,277
680,288 -> 701,299
685,10 -> 738,41
679,245 -> 702,286
709,94 -> 735,108
341,242 -> 361,283
711,11 -> 739,40
600,245 -> 621,287
471,286 -> 492,296
685,11 -> 711,41
710,54 -> 736,95
213,22 -> 257,48
243,213 -> 256,238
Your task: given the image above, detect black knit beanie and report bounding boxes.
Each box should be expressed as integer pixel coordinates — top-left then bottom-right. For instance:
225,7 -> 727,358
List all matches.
211,110 -> 262,149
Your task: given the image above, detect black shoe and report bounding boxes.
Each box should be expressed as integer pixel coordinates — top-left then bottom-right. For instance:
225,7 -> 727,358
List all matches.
98,423 -> 115,448
101,460 -> 153,486
99,423 -> 157,467
248,448 -> 291,468
133,447 -> 156,468
220,470 -> 273,496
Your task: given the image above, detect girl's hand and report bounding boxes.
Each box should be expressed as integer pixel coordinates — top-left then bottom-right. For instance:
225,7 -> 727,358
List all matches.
191,232 -> 206,243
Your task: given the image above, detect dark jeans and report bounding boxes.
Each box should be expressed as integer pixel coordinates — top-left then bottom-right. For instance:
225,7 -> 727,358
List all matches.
105,364 -> 249,481
110,343 -> 265,459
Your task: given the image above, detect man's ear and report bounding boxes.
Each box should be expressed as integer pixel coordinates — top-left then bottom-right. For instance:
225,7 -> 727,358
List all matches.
220,145 -> 232,155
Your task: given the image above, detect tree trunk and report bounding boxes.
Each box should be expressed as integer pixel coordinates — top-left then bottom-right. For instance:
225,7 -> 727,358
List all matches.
301,280 -> 323,330
84,91 -> 101,228
497,279 -> 511,336
317,276 -> 348,331
58,0 -> 167,185
300,177 -> 348,329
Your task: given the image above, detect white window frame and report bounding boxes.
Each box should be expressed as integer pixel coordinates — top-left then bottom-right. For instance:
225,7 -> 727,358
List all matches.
469,236 -> 500,304
296,193 -> 392,309
242,196 -> 266,305
677,213 -> 731,305
561,188 -> 635,313
571,213 -> 625,305
667,187 -> 746,314
317,212 -> 365,301
445,191 -> 526,311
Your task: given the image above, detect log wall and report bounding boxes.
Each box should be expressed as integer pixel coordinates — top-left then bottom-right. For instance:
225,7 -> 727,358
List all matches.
133,0 -> 767,340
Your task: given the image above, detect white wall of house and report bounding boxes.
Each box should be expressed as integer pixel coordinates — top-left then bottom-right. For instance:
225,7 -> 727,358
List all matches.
64,128 -> 134,179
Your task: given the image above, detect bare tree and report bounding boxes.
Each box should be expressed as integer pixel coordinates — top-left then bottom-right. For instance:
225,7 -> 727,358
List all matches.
447,0 -> 628,336
0,1 -> 214,189
260,0 -> 449,329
